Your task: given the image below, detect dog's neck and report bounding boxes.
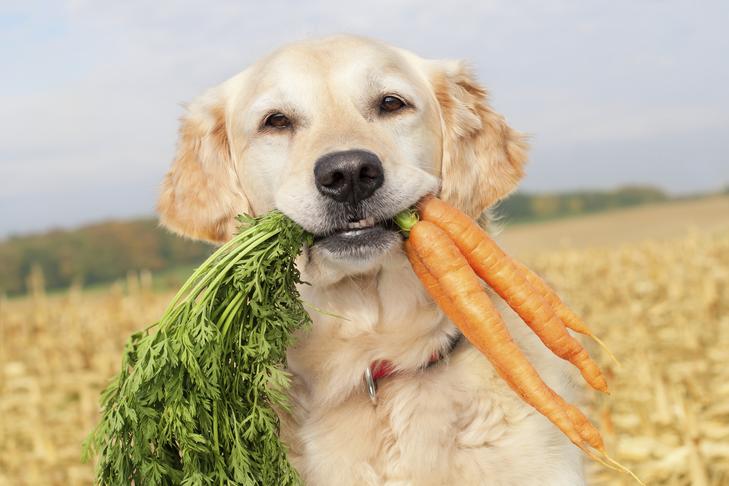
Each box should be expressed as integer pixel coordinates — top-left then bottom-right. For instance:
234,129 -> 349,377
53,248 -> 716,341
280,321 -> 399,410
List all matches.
288,250 -> 457,409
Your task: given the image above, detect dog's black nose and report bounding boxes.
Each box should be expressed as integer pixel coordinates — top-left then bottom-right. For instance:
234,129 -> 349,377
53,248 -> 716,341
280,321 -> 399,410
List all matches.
314,150 -> 384,203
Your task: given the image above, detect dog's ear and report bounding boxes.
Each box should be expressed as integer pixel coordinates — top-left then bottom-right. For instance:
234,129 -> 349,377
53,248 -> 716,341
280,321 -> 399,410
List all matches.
431,61 -> 528,217
157,86 -> 250,243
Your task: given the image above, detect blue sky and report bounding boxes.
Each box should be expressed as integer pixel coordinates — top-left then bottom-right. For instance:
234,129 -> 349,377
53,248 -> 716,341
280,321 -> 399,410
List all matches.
1,0 -> 727,237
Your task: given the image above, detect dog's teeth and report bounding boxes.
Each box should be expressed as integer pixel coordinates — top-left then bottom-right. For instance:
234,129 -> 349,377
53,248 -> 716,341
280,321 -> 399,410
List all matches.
345,218 -> 376,230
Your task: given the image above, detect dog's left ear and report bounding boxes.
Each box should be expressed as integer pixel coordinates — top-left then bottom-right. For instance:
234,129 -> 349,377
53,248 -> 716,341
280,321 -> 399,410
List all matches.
430,61 -> 528,217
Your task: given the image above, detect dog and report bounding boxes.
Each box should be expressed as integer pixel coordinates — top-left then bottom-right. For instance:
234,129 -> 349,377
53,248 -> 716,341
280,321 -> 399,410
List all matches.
157,35 -> 585,485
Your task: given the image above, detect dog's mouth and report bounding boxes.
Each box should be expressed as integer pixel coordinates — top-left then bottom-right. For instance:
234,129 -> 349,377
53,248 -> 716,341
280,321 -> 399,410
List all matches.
312,215 -> 401,259
313,216 -> 399,241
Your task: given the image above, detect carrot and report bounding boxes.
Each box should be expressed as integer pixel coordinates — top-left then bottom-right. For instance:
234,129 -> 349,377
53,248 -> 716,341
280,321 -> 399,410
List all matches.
418,196 -> 608,393
510,259 -> 591,334
407,242 -> 603,449
557,393 -> 605,450
407,221 -> 594,449
400,201 -> 643,482
510,259 -> 619,365
405,239 -> 465,323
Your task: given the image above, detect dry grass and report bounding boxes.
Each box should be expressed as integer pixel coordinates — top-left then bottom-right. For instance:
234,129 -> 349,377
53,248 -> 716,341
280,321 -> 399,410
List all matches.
496,195 -> 729,255
529,228 -> 729,485
1,211 -> 727,484
0,274 -> 173,485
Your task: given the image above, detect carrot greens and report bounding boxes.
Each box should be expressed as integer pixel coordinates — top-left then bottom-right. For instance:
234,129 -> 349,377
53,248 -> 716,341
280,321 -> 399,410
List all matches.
83,211 -> 312,486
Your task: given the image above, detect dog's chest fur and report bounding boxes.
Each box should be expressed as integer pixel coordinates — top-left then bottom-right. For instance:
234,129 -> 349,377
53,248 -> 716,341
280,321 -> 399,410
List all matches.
282,253 -> 585,485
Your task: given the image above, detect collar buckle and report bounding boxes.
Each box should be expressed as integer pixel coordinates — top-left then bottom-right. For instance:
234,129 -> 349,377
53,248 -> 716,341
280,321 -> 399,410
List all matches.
362,332 -> 463,407
363,366 -> 378,406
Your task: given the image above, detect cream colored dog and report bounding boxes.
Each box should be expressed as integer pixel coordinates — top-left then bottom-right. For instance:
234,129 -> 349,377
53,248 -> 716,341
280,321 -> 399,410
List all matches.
158,35 -> 585,485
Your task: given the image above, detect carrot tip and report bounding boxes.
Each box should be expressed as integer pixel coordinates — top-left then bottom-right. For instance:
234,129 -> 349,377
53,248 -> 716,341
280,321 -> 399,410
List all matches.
591,334 -> 621,367
590,448 -> 646,486
588,376 -> 609,394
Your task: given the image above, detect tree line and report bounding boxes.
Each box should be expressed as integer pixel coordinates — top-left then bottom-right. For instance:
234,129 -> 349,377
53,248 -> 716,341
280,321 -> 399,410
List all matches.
0,219 -> 212,295
0,186 -> 676,295
496,186 -> 668,224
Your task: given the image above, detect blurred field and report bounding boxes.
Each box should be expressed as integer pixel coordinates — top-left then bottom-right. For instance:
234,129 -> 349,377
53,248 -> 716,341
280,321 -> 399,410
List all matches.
1,201 -> 728,485
497,195 -> 729,255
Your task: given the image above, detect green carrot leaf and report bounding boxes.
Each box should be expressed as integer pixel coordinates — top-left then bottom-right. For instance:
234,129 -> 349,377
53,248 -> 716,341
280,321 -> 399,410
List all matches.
84,210 -> 311,485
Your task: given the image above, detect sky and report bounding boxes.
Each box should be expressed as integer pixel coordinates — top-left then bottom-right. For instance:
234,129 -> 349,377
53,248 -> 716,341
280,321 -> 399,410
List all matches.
1,0 -> 727,237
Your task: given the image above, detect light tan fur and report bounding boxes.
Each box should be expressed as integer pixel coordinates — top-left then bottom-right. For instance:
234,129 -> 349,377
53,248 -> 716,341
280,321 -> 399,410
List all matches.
158,36 -> 585,485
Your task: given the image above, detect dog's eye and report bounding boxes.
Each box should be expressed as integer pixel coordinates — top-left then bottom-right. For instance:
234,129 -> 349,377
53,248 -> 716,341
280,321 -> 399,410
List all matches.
264,113 -> 291,129
380,95 -> 406,113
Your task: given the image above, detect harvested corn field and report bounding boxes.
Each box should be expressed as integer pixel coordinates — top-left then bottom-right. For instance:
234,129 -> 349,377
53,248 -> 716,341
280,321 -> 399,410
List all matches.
1,221 -> 728,485
0,275 -> 172,485
529,228 -> 729,485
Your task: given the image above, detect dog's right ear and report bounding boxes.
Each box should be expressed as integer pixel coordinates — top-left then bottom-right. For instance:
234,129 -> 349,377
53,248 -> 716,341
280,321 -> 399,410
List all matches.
157,86 -> 250,243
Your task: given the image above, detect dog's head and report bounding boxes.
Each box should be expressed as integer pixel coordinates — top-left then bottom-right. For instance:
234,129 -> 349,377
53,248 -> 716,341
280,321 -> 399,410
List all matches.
158,36 -> 527,276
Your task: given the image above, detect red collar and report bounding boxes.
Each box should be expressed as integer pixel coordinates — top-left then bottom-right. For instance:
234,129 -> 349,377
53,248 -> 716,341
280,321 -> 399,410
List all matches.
365,332 -> 463,393
369,351 -> 440,382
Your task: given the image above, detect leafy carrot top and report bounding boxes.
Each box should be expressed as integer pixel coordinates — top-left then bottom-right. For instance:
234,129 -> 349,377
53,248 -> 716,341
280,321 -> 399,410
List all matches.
84,211 -> 312,486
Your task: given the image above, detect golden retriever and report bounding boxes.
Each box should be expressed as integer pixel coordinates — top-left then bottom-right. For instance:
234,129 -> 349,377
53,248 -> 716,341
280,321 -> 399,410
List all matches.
157,35 -> 585,485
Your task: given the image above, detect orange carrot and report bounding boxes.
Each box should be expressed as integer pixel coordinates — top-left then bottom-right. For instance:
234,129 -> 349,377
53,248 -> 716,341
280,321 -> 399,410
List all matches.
407,242 -> 604,449
401,200 -> 643,481
511,259 -> 591,334
407,221 -> 597,450
418,196 -> 608,393
557,393 -> 605,450
405,239 -> 465,323
511,259 -> 619,364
